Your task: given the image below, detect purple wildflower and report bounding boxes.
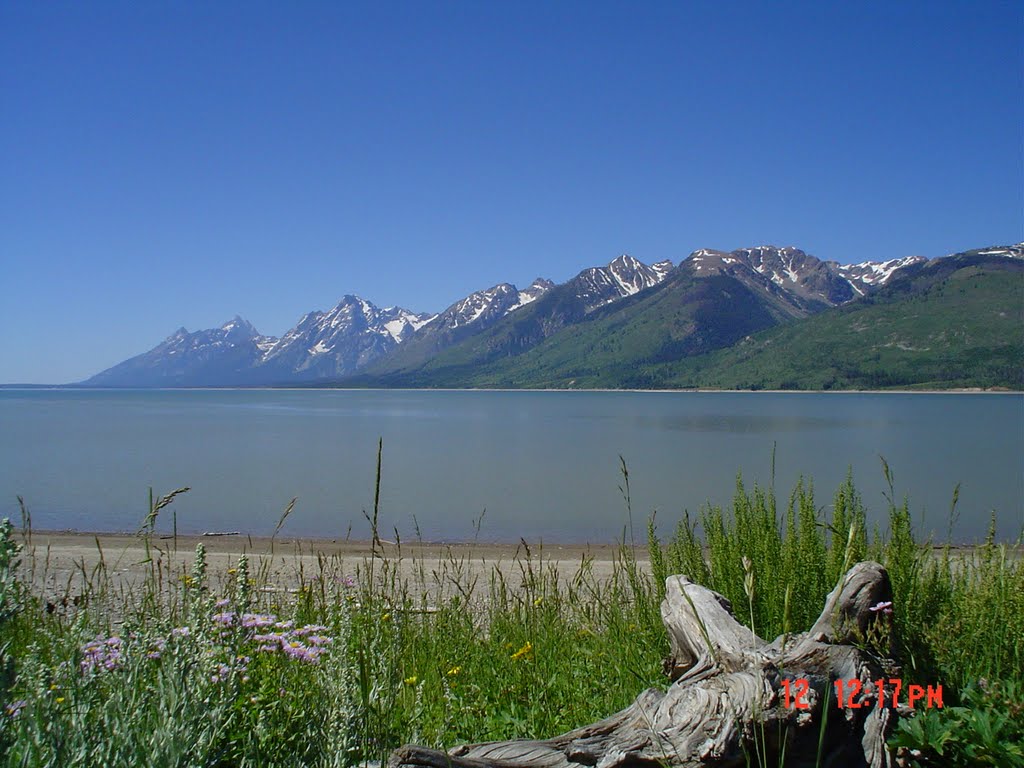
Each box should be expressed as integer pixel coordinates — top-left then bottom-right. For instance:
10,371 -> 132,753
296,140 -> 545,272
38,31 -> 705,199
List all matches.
171,626 -> 191,638
211,611 -> 235,625
210,663 -> 231,683
214,598 -> 230,609
241,613 -> 276,629
253,632 -> 285,645
868,601 -> 894,615
4,700 -> 27,718
293,624 -> 328,637
80,637 -> 123,673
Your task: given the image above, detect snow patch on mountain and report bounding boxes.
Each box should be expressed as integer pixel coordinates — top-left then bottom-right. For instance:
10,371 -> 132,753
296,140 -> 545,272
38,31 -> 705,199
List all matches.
570,254 -> 672,312
836,256 -> 928,286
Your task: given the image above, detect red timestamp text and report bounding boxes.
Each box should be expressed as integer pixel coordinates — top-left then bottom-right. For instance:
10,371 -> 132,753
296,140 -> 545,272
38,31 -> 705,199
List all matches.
782,677 -> 943,710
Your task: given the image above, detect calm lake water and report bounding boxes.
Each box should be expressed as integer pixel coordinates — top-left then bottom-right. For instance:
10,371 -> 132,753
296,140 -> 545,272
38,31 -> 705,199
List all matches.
0,389 -> 1021,543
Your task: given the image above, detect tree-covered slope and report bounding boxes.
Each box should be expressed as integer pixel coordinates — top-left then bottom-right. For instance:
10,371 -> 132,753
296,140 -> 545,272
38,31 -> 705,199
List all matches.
646,252 -> 1024,390
344,250 -> 1023,390
349,264 -> 809,387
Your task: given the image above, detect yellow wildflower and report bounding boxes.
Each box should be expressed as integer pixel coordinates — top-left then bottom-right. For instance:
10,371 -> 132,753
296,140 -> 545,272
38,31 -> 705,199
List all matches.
533,597 -> 543,607
447,666 -> 461,676
404,675 -> 418,686
381,613 -> 391,623
55,697 -> 65,704
510,641 -> 533,661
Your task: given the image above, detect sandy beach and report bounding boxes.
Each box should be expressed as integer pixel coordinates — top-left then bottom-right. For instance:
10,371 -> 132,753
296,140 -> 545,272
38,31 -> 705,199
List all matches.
16,530 -> 647,603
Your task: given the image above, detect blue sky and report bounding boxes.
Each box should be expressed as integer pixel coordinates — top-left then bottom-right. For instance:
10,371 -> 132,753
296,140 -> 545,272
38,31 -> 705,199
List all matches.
2,1 -> 1021,384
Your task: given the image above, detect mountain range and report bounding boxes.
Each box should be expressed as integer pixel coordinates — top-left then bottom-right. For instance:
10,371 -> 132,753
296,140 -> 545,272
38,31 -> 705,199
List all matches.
82,244 -> 1024,390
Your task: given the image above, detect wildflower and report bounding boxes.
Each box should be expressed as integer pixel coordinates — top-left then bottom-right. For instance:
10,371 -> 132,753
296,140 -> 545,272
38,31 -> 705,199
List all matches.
447,666 -> 461,676
303,647 -> 325,663
533,597 -> 543,607
253,632 -> 285,644
55,697 -> 65,704
274,620 -> 294,630
211,611 -> 235,625
281,642 -> 323,663
214,598 -> 230,608
381,613 -> 391,623
171,626 -> 191,638
404,676 -> 418,686
868,601 -> 894,615
81,637 -> 123,673
4,700 -> 27,718
241,613 -> 276,629
209,663 -> 231,683
339,575 -> 357,589
511,641 -> 533,661
294,624 -> 328,635
306,635 -> 332,647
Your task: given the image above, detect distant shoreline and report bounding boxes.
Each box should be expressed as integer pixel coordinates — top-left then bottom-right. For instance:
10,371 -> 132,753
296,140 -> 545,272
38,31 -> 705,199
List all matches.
22,529 -> 1020,554
3,385 -> 1021,395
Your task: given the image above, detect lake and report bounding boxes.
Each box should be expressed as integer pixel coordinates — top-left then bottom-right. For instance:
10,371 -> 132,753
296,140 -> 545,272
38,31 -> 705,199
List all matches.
0,389 -> 1021,543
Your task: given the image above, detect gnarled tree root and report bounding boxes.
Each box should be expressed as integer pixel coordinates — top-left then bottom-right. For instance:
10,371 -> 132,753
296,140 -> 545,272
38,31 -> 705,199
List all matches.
390,561 -> 898,768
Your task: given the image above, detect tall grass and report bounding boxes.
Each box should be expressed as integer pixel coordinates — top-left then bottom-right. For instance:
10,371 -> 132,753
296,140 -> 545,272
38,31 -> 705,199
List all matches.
0,465 -> 1020,766
0,522 -> 666,765
647,467 -> 1024,692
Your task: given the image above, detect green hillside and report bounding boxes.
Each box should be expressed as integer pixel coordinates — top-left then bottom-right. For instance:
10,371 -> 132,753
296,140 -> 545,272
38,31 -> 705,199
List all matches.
343,253 -> 1023,391
354,268 -> 804,388
658,256 -> 1024,391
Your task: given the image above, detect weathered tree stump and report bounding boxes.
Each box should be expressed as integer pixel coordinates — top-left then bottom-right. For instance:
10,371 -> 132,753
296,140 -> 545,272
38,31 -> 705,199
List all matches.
390,562 -> 899,768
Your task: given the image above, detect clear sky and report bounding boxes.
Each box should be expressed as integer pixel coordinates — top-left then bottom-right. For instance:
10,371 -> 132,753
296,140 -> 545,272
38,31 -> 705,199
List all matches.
2,1 -> 1021,384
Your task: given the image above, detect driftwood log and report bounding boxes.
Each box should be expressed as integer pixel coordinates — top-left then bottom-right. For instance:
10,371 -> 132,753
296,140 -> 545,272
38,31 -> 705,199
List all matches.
391,562 -> 899,768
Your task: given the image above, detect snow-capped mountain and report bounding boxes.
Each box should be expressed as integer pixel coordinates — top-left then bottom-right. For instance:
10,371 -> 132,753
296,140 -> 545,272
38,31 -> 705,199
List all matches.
430,281 -> 547,333
516,278 -> 557,307
257,296 -> 434,380
363,278 -> 556,373
835,256 -> 929,295
567,254 -> 673,312
962,243 -> 1024,259
85,316 -> 278,387
82,243 -> 1015,388
683,246 -> 928,311
85,298 -> 434,386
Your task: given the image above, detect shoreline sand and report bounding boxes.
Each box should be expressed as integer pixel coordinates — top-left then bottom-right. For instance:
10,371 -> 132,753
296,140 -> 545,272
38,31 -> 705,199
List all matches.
17,530 -> 1019,603
16,530 -> 644,602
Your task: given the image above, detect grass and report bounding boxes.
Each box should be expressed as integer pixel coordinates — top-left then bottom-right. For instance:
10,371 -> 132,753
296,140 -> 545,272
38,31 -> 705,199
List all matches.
0,465 -> 1021,766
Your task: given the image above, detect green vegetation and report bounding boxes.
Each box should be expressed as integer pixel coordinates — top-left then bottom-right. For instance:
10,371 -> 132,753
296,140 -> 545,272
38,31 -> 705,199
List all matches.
655,261 -> 1024,391
349,254 -> 1023,391
0,469 -> 1021,766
